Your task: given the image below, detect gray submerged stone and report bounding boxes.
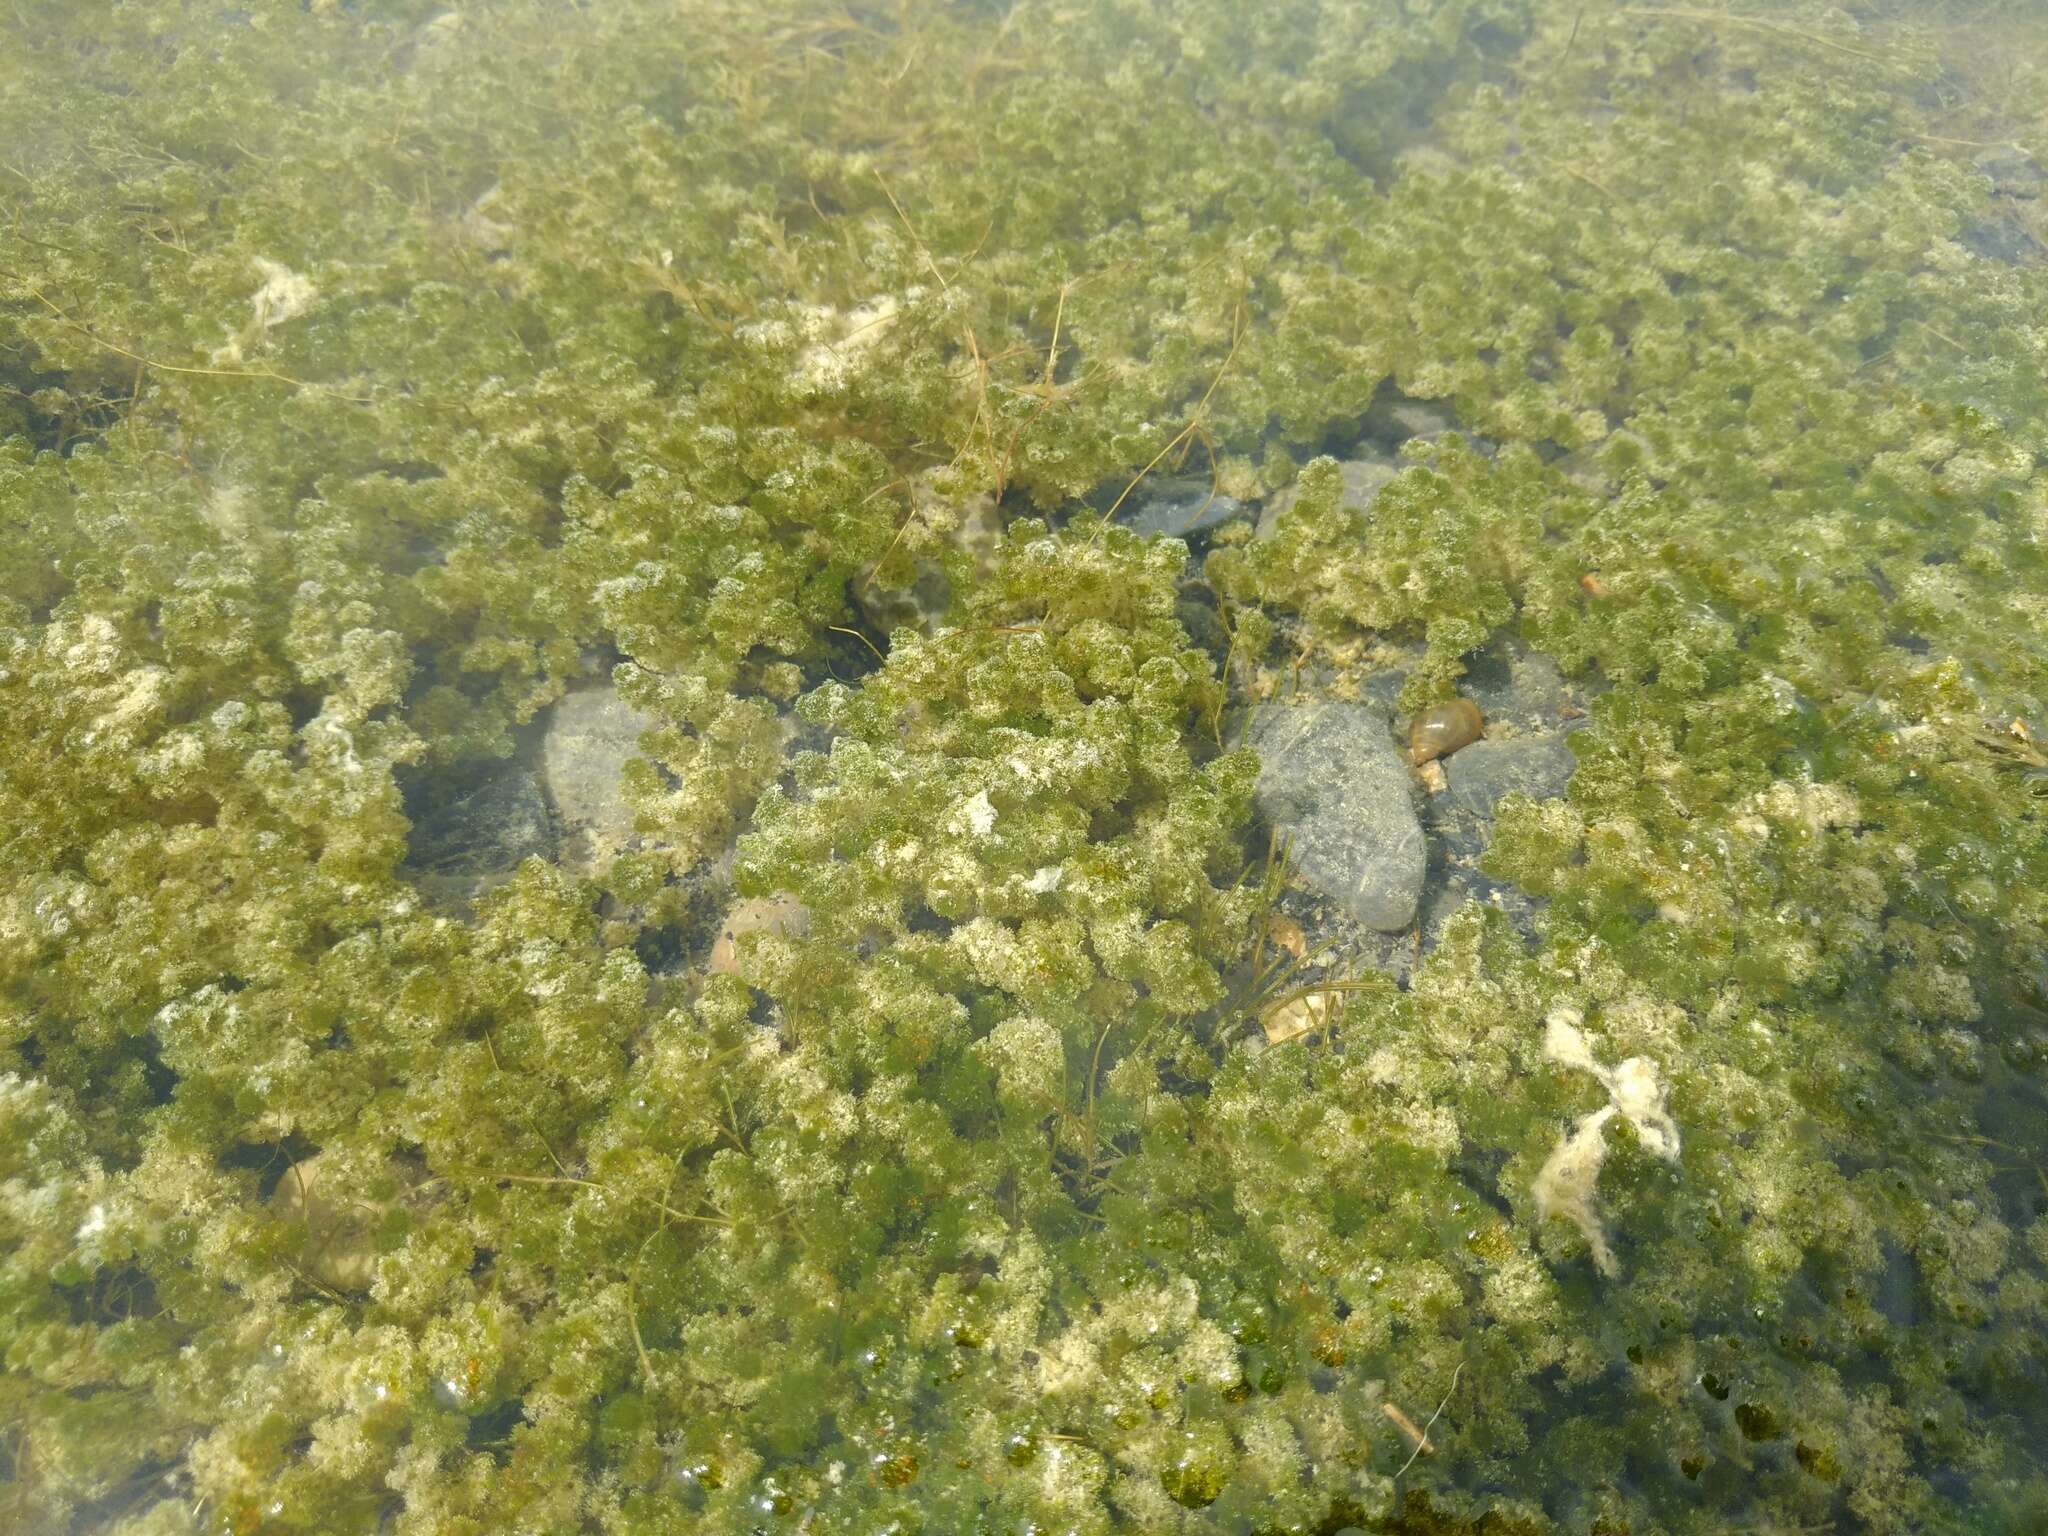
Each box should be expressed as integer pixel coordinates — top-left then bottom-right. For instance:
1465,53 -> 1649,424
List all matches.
1964,213 -> 2039,267
1249,701 -> 1425,932
1176,586 -> 1230,665
1114,474 -> 1247,538
1975,144 -> 2045,193
404,762 -> 556,902
1257,455 -> 1398,538
543,683 -> 659,867
1463,643 -> 1569,729
1445,731 -> 1578,821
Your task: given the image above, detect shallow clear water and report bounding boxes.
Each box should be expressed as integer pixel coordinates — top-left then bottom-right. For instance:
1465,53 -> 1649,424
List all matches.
3,3 -> 2045,1533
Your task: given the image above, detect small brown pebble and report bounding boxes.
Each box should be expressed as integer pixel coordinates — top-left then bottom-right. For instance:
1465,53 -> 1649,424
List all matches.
1382,1400 -> 1433,1453
1265,913 -> 1307,960
708,895 -> 810,975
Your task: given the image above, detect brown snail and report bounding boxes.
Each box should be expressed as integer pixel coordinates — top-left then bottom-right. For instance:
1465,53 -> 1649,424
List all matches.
1407,698 -> 1484,766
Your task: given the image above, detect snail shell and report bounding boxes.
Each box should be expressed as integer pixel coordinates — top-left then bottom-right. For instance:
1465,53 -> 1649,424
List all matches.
1407,698 -> 1484,766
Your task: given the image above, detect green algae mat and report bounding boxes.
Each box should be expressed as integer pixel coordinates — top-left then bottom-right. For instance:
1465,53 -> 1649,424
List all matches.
4,3 -> 2047,1532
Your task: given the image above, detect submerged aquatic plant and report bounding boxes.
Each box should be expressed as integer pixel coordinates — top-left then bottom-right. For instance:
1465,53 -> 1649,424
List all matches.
1530,1008 -> 1682,1278
2,2 -> 2047,1533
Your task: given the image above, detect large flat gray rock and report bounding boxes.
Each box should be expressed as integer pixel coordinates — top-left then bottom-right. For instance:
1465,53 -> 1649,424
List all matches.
403,761 -> 557,904
1445,731 -> 1578,821
1114,475 -> 1247,538
1249,701 -> 1425,932
1463,644 -> 1570,729
1256,456 -> 1398,538
543,683 -> 659,867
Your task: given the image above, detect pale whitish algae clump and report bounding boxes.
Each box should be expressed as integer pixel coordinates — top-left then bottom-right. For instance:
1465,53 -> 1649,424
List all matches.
210,256 -> 318,364
541,683 -> 661,869
3,3 -> 2048,1535
1532,1008 -> 1682,1277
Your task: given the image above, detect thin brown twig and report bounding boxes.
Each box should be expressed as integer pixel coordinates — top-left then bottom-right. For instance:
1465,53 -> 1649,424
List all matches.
626,1148 -> 693,1387
1099,294 -> 1248,534
21,283 -> 372,401
828,624 -> 887,664
530,1120 -> 570,1176
1566,166 -> 1618,205
1395,1361 -> 1464,1476
874,169 -> 949,293
955,323 -> 1002,495
1919,319 -> 1969,352
1614,7 -> 1891,67
278,1255 -> 351,1305
1083,1017 -> 1117,1139
487,1172 -> 730,1226
1042,282 -> 1071,391
858,480 -> 920,595
719,1082 -> 751,1155
634,259 -> 737,339
1908,133 -> 2025,151
957,210 -> 997,269
1555,5 -> 1585,72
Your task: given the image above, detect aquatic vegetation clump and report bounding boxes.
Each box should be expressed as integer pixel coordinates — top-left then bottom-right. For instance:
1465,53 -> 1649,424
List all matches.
1208,444 -> 1539,706
3,2 -> 2048,1534
1530,1008 -> 1681,1278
